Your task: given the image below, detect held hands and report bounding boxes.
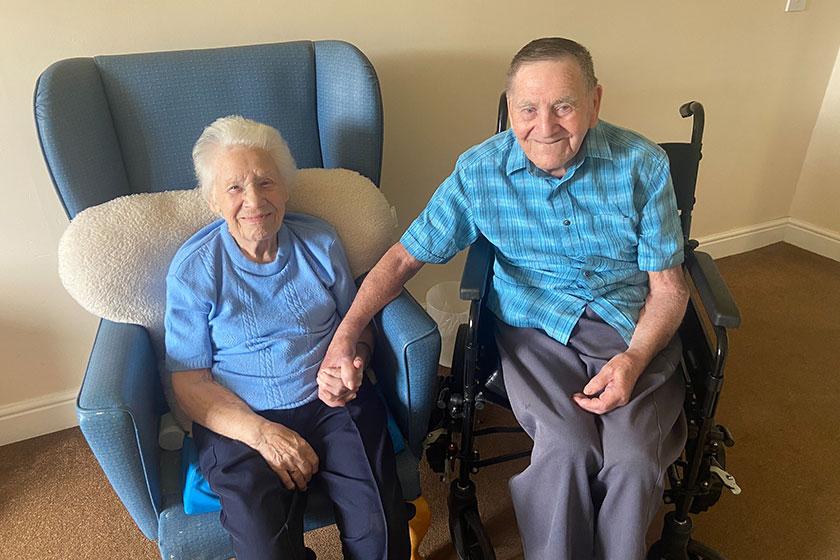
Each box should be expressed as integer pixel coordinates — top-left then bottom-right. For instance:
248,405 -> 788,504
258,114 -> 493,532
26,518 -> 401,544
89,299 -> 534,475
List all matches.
572,349 -> 648,415
254,420 -> 319,491
317,335 -> 365,407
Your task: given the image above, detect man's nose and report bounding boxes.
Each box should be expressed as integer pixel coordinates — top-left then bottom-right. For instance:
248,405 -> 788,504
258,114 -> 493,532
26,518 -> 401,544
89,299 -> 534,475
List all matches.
537,110 -> 562,137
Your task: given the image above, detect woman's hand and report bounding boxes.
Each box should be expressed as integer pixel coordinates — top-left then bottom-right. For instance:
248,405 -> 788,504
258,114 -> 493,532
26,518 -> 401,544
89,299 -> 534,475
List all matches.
317,361 -> 363,406
318,326 -> 374,407
253,420 -> 320,491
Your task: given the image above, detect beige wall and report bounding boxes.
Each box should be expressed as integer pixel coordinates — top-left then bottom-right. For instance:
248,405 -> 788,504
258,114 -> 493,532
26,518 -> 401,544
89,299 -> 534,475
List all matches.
790,45 -> 840,231
2,1 -> 839,409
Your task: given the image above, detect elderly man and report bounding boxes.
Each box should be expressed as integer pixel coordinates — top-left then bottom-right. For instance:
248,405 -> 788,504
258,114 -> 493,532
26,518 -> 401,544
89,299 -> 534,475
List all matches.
165,116 -> 409,560
319,38 -> 689,560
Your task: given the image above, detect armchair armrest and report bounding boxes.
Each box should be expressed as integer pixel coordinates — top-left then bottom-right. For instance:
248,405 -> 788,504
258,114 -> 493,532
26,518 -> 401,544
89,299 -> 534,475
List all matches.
459,235 -> 495,301
685,251 -> 741,329
372,289 -> 441,459
77,319 -> 163,540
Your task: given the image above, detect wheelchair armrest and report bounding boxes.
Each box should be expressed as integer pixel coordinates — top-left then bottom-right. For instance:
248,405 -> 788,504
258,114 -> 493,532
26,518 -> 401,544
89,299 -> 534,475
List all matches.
685,251 -> 741,329
372,289 -> 441,459
459,235 -> 495,301
77,319 -> 163,540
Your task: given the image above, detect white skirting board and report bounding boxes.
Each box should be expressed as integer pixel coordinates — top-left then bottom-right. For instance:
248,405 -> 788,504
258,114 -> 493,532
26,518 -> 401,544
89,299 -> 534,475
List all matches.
697,217 -> 840,262
0,390 -> 78,447
785,219 -> 840,262
1,218 -> 837,447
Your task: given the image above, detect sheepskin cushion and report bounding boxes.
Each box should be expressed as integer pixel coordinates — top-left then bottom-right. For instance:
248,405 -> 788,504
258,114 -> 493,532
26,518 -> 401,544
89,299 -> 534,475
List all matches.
59,168 -> 397,428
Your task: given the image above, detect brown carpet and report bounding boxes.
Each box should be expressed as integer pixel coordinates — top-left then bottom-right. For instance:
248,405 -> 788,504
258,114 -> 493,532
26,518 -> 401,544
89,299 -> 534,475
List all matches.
1,242 -> 838,559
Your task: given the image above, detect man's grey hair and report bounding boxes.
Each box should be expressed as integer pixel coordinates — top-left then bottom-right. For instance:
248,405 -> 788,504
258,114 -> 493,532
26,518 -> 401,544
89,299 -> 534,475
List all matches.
506,37 -> 598,92
192,115 -> 297,201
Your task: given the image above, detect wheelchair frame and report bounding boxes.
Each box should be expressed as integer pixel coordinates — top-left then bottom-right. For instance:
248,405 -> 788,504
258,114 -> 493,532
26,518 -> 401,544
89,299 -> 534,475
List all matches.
424,96 -> 742,560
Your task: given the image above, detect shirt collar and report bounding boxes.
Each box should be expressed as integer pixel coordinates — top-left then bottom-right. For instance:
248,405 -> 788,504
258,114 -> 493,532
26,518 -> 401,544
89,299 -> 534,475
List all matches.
504,119 -> 613,178
580,120 -> 613,161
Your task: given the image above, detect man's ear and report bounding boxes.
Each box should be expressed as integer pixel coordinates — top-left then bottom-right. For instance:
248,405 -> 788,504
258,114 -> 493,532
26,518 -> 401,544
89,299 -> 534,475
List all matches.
590,84 -> 603,128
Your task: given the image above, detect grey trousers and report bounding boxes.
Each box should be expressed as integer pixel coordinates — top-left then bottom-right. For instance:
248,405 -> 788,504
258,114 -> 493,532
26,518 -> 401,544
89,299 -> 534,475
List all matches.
494,308 -> 686,560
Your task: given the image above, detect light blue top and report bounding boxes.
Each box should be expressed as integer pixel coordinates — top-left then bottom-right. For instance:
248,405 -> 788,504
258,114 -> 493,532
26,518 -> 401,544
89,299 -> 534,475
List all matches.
401,121 -> 683,345
165,214 -> 356,411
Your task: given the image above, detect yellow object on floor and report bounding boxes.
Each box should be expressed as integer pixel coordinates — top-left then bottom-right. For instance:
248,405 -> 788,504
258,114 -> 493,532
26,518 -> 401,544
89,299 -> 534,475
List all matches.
408,495 -> 432,560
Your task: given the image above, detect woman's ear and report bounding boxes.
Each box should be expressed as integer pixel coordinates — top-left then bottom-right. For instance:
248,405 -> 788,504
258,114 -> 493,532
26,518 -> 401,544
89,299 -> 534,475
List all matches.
206,188 -> 221,214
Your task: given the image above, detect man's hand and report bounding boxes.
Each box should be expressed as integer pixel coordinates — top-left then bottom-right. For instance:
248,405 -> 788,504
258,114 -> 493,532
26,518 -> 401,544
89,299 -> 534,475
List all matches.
318,334 -> 365,407
253,420 -> 319,491
572,349 -> 648,415
317,361 -> 363,406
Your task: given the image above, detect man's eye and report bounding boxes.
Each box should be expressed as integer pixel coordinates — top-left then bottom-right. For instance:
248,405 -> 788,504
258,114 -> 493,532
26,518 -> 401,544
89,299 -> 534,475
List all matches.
556,104 -> 573,115
522,107 -> 537,116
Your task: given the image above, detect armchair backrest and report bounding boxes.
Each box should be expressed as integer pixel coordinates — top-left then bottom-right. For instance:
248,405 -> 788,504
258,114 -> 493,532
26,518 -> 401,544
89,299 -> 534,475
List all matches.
34,40 -> 383,218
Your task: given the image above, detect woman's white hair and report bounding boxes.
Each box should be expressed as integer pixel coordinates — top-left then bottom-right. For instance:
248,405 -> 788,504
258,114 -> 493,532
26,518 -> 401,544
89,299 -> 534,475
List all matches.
192,115 -> 297,200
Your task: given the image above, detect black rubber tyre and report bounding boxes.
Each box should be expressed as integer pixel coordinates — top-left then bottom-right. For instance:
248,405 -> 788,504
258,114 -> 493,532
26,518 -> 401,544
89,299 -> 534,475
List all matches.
687,539 -> 728,560
451,508 -> 496,560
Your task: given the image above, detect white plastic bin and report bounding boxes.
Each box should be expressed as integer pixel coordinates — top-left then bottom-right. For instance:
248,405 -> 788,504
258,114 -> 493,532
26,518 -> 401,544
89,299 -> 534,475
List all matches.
425,281 -> 471,368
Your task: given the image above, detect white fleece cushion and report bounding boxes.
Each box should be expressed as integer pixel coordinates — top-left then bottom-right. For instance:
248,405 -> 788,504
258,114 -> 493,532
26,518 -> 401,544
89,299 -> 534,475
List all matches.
58,168 -> 397,428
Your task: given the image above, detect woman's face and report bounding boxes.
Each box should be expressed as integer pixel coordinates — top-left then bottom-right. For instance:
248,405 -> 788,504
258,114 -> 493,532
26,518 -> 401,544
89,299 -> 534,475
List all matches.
209,146 -> 289,258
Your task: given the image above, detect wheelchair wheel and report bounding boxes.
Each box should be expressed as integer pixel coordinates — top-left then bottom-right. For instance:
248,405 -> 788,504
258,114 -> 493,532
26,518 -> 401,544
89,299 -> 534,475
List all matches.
687,539 -> 728,560
450,508 -> 496,560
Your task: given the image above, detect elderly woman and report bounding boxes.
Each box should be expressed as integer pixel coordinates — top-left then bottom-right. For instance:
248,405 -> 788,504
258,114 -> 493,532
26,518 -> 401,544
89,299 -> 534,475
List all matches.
164,116 -> 409,560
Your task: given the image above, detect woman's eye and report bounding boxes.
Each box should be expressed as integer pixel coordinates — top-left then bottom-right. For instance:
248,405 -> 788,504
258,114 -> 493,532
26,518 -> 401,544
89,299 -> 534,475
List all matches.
227,185 -> 241,193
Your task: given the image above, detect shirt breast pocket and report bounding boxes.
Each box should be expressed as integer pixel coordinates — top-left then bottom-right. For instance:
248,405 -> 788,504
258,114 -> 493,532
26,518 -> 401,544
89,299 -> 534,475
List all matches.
590,214 -> 638,260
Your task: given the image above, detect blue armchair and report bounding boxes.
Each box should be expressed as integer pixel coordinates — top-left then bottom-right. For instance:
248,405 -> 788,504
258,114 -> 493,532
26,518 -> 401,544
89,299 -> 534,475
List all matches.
35,40 -> 441,559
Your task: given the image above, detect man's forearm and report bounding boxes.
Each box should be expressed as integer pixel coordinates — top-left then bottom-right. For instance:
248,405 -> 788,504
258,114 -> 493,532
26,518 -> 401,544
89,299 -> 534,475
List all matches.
627,266 -> 690,367
172,369 -> 266,448
336,242 -> 424,341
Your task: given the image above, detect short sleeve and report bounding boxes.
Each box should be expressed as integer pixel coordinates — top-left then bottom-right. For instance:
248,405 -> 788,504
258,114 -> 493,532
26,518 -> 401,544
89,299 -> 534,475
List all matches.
165,272 -> 213,372
400,166 -> 479,264
637,155 -> 684,271
326,236 -> 358,318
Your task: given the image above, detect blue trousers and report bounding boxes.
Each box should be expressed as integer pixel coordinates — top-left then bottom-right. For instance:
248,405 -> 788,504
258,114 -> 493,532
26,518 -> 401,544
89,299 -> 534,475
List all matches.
193,381 -> 410,560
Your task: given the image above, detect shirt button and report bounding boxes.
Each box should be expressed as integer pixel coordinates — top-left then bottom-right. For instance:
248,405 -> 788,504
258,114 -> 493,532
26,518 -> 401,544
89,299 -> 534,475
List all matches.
563,219 -> 571,226
583,271 -> 592,278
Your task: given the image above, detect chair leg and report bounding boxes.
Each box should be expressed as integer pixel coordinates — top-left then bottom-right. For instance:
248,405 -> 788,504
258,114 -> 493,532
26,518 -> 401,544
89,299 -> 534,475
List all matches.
408,495 -> 432,560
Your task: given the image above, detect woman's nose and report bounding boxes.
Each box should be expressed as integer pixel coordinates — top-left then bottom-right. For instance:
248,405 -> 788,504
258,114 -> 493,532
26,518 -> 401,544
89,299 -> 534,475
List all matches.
242,185 -> 261,205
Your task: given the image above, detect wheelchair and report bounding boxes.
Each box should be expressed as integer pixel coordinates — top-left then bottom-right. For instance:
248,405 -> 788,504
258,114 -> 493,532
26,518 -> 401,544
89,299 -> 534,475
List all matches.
424,96 -> 742,560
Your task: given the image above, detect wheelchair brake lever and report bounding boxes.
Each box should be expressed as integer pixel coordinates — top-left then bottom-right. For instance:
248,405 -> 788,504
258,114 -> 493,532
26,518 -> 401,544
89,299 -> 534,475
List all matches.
710,464 -> 741,495
423,428 -> 446,449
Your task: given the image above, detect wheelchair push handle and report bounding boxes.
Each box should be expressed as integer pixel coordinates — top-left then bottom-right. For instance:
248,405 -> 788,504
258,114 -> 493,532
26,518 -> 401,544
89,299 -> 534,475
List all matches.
496,92 -> 509,134
679,101 -> 705,148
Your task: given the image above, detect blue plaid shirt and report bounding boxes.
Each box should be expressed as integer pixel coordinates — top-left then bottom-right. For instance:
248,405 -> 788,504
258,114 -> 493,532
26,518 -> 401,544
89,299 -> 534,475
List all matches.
401,120 -> 683,345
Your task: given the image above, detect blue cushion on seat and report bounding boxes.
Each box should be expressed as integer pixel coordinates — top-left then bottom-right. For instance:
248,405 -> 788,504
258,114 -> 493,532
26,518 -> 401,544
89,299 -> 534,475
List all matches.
180,436 -> 221,516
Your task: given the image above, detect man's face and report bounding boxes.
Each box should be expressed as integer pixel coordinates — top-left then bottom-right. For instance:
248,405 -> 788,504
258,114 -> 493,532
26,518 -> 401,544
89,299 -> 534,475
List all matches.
507,58 -> 602,178
209,146 -> 289,254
